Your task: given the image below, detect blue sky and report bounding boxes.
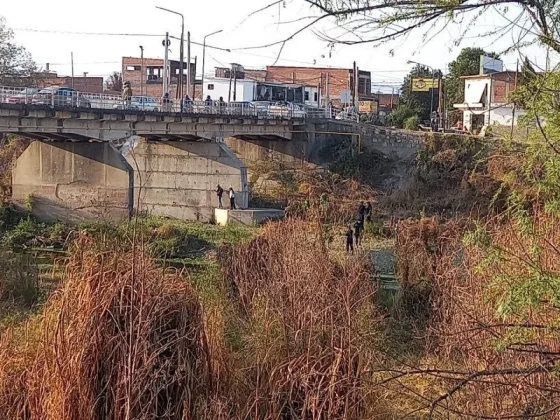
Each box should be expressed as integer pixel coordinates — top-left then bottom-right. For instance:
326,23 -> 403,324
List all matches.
2,0 -> 557,94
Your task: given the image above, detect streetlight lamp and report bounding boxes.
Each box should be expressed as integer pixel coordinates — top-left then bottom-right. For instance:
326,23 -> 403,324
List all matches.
407,60 -> 437,118
201,30 -> 223,99
156,6 -> 184,100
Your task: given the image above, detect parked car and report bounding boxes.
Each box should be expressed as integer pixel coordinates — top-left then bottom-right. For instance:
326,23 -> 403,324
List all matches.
7,88 -> 39,104
113,96 -> 159,111
230,101 -> 259,116
32,87 -> 91,108
268,102 -> 306,118
251,101 -> 272,117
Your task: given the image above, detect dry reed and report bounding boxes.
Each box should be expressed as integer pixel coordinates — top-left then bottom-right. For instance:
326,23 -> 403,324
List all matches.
0,232 -> 210,420
218,218 -> 381,419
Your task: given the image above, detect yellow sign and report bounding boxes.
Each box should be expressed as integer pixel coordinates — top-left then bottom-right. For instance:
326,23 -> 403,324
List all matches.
359,100 -> 377,113
411,78 -> 439,92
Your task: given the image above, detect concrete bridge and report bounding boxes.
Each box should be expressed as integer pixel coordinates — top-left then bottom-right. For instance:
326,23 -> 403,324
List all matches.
0,102 -> 323,223
0,103 -> 296,142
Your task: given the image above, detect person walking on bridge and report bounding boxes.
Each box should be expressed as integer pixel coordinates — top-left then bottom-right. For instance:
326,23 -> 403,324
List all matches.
216,184 -> 224,209
122,81 -> 132,110
229,187 -> 236,210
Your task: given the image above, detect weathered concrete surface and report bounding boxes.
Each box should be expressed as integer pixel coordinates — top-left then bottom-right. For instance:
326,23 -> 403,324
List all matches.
0,105 -> 294,142
124,140 -> 248,222
215,208 -> 284,226
12,141 -> 131,223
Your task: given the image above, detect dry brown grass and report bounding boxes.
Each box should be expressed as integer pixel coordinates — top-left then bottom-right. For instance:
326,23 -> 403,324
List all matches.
0,232 -> 210,420
218,218 -> 383,419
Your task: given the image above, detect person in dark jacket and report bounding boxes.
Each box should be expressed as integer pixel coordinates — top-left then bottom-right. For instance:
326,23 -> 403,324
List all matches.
354,219 -> 363,246
182,94 -> 193,113
216,184 -> 224,208
345,226 -> 354,254
365,201 -> 372,223
358,201 -> 366,224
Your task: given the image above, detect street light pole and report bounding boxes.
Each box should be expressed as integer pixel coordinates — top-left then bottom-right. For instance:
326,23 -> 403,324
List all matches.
156,6 -> 184,100
201,29 -> 223,99
139,45 -> 144,96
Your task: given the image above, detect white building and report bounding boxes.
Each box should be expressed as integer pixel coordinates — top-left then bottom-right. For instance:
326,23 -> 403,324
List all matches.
453,57 -> 524,131
202,76 -> 319,107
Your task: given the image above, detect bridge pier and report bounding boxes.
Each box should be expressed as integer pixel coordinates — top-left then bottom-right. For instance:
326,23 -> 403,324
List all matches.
12,141 -> 132,223
123,139 -> 248,222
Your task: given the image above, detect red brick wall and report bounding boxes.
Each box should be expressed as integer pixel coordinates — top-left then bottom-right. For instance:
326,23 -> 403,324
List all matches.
37,75 -> 104,93
122,57 -> 198,99
266,66 -> 351,105
492,72 -> 517,103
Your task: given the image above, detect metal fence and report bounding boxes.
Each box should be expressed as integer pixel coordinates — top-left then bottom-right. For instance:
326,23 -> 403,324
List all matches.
0,85 -> 335,120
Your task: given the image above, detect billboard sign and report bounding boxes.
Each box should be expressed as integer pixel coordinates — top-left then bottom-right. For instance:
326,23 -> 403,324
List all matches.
411,78 -> 438,92
480,55 -> 503,74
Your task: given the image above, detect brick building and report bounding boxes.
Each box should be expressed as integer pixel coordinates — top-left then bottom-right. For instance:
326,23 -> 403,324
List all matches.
122,57 -> 199,99
265,65 -> 373,106
5,72 -> 104,93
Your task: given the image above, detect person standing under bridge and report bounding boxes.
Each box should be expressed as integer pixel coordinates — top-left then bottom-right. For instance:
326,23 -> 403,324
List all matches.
229,187 -> 236,210
216,184 -> 224,209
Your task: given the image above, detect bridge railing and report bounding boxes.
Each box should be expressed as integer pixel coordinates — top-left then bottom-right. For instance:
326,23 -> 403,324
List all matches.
0,85 -> 335,120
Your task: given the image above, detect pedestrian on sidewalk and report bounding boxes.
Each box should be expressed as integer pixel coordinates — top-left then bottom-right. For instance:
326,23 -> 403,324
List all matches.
345,226 -> 354,254
229,187 -> 236,210
216,184 -> 224,208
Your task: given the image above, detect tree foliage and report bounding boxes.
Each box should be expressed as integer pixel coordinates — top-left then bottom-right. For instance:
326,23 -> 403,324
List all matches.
399,64 -> 442,123
303,0 -> 560,53
444,48 -> 499,117
104,71 -> 123,92
0,17 -> 35,84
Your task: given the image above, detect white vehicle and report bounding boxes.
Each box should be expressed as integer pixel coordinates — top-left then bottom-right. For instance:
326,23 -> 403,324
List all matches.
268,101 -> 307,118
113,96 -> 159,111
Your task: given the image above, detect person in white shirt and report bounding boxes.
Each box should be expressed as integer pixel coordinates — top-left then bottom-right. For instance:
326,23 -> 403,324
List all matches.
229,187 -> 236,210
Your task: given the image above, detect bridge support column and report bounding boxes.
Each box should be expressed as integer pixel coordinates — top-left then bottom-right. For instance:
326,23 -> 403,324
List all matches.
12,141 -> 132,223
124,139 -> 248,222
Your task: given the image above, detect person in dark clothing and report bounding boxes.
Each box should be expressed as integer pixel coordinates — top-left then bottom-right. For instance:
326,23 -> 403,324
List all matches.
229,187 -> 236,210
162,92 -> 171,112
345,226 -> 354,254
182,94 -> 193,113
365,201 -> 372,223
216,184 -> 224,208
354,219 -> 363,246
205,95 -> 213,112
217,96 -> 226,114
358,201 -> 366,224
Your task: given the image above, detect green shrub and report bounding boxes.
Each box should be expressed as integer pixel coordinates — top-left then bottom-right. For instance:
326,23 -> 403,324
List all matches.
4,217 -> 44,249
404,115 -> 420,131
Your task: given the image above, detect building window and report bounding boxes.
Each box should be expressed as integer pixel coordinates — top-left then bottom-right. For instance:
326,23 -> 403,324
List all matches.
314,92 -> 318,102
126,65 -> 140,71
208,84 -> 214,90
305,91 -> 309,101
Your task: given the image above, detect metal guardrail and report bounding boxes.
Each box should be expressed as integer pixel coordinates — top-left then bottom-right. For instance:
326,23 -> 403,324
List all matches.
0,85 -> 335,120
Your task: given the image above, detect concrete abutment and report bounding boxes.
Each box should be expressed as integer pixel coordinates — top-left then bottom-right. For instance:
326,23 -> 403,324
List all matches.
12,139 -> 248,224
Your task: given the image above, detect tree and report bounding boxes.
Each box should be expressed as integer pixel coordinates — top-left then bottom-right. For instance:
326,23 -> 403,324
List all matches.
444,48 -> 499,119
0,17 -> 35,85
105,71 -> 123,92
399,65 -> 442,123
301,0 -> 560,53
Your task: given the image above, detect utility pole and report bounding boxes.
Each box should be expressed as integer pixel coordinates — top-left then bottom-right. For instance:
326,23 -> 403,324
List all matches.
179,16 -> 184,100
139,46 -> 144,96
430,68 -> 435,118
228,69 -> 232,102
511,58 -> 519,137
233,65 -> 237,101
187,31 -> 191,100
71,52 -> 74,89
192,56 -> 197,98
201,30 -> 223,99
352,61 -> 358,108
437,74 -> 443,130
390,87 -> 394,110
326,72 -> 330,106
163,32 -> 169,98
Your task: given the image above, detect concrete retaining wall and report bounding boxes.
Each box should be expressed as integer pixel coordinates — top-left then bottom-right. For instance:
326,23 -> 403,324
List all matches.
12,141 -> 131,223
124,140 -> 248,222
